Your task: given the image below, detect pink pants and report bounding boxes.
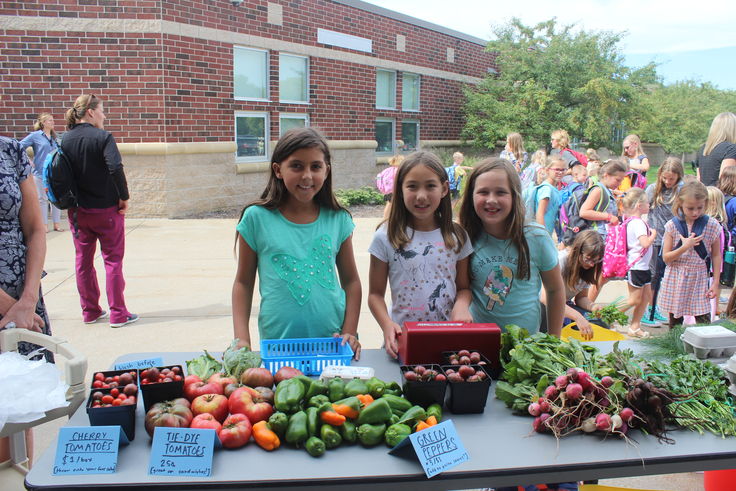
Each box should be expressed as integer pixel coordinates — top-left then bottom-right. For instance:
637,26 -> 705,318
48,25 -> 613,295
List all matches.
69,206 -> 131,324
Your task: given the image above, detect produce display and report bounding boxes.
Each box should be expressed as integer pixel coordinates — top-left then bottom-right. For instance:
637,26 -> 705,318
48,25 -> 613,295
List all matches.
496,325 -> 736,441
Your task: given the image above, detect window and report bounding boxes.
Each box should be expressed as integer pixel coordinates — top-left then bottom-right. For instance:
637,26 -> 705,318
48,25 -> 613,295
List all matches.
235,112 -> 268,161
376,69 -> 396,109
402,73 -> 420,111
279,54 -> 308,103
234,47 -> 268,100
280,114 -> 308,136
375,119 -> 395,154
401,121 -> 419,151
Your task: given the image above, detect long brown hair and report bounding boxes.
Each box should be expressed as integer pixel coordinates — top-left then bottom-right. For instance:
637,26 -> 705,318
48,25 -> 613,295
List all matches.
672,180 -> 708,217
718,165 -> 736,197
65,94 -> 101,129
458,158 -> 531,280
652,157 -> 684,207
564,230 -> 604,290
384,151 -> 465,252
33,113 -> 56,139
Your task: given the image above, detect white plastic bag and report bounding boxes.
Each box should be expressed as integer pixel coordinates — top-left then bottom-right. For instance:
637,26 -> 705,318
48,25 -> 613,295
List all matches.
0,350 -> 69,430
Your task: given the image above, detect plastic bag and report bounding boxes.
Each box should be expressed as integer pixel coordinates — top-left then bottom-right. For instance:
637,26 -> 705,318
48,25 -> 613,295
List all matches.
0,350 -> 69,430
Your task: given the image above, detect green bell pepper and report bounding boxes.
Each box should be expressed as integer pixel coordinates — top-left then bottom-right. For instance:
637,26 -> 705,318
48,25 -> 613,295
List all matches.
384,423 -> 412,447
328,377 -> 346,402
365,377 -> 386,398
306,406 -> 321,438
357,423 -> 386,446
388,414 -> 400,425
426,403 -> 443,421
397,405 -> 427,426
320,423 -> 343,449
381,394 -> 413,414
307,394 -> 330,408
356,397 -> 393,425
305,436 -> 326,457
344,378 -> 369,397
340,420 -> 357,444
285,410 -> 308,447
274,378 -> 306,413
383,381 -> 403,396
267,411 -> 289,438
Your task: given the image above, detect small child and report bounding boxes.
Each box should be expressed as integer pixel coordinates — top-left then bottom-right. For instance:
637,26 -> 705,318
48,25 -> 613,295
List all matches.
718,165 -> 736,243
523,156 -> 565,236
659,181 -> 722,328
457,158 -> 565,336
499,132 -> 528,172
369,151 -> 473,358
520,150 -> 545,190
706,186 -> 729,317
232,128 -> 361,357
446,151 -> 472,202
620,189 -> 657,338
377,154 -> 403,219
570,162 -> 588,187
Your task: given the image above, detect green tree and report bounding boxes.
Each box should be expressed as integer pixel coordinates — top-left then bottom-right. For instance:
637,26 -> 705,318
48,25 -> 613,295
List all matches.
629,81 -> 736,155
463,18 -> 657,150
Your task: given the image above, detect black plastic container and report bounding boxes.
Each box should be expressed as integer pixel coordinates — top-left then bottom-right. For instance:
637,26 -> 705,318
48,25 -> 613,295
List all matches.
441,364 -> 492,414
441,350 -> 499,379
400,364 -> 447,408
139,365 -> 184,411
86,388 -> 137,441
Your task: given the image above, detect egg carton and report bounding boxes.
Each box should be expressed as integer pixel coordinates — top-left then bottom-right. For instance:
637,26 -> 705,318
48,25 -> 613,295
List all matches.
680,325 -> 736,359
729,384 -> 736,399
724,355 -> 736,385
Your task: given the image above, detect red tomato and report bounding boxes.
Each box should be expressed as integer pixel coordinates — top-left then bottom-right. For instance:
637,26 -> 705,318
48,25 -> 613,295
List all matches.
190,413 -> 223,433
101,395 -> 114,404
144,400 -> 193,437
113,375 -> 120,382
111,388 -> 120,397
218,413 -> 252,449
112,399 -> 122,406
94,372 -> 104,381
92,380 -> 103,388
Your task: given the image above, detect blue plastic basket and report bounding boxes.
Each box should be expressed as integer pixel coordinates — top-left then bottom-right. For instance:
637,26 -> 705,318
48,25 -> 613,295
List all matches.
260,337 -> 353,376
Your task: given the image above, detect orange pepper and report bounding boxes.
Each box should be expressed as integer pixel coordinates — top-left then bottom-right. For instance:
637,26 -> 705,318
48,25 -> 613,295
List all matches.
252,420 -> 280,451
425,415 -> 438,426
332,403 -> 360,420
415,421 -> 431,432
320,410 -> 346,426
355,394 -> 374,407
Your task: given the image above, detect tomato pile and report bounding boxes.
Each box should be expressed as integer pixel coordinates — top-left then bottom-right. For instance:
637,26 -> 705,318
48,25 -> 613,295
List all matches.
91,370 -> 136,389
90,385 -> 137,407
140,366 -> 183,385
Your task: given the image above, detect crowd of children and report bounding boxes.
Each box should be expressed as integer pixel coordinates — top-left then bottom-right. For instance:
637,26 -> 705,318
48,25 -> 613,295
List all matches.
230,125 -> 734,360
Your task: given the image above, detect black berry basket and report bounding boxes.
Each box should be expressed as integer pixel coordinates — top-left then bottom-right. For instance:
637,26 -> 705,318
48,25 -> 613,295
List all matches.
441,364 -> 492,414
399,364 -> 447,409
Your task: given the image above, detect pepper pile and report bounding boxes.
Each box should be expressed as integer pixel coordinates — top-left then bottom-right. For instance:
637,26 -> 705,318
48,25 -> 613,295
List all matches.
267,375 -> 442,457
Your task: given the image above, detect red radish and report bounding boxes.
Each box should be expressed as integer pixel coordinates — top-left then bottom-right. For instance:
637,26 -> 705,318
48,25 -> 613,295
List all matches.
595,413 -> 612,431
600,376 -> 614,388
458,365 -> 475,379
618,422 -> 629,435
565,383 -> 583,401
544,385 -> 559,400
599,398 -> 610,408
533,413 -> 551,433
414,365 -> 426,375
555,375 -> 569,389
528,402 -> 541,417
620,407 -> 634,423
566,367 -> 578,382
538,399 -> 550,413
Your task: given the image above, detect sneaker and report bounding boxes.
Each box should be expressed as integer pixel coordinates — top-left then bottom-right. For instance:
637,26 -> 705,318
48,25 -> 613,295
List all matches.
640,316 -> 661,327
647,306 -> 667,322
110,314 -> 139,328
84,310 -> 109,324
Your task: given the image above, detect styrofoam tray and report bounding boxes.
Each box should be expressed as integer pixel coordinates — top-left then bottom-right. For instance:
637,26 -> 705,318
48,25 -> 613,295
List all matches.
680,325 -> 736,359
725,366 -> 736,385
727,353 -> 736,373
729,384 -> 736,398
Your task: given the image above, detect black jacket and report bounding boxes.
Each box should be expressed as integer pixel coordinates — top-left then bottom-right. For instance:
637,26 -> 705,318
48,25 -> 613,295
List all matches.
61,123 -> 130,208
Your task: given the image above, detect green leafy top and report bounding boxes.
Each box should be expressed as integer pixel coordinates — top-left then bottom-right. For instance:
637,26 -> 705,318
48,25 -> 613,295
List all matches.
222,339 -> 262,380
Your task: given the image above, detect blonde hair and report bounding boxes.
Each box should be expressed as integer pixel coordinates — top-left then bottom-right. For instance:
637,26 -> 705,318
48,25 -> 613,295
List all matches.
530,150 -> 546,165
551,129 -> 570,149
622,134 -> 646,158
600,158 -> 627,176
718,165 -> 736,197
453,151 -> 464,160
458,158 -> 532,280
706,186 -> 727,225
622,188 -> 647,212
388,154 -> 404,167
652,157 -> 684,207
672,181 -> 708,217
541,155 -> 565,182
506,133 -> 525,158
65,94 -> 101,128
586,148 -> 599,160
704,112 -> 736,156
33,113 -> 56,139
386,151 -> 465,252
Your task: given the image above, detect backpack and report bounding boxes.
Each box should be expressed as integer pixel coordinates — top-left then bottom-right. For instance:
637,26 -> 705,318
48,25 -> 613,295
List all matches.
42,146 -> 78,210
376,166 -> 397,195
602,217 -> 649,279
560,182 -> 610,245
619,169 -> 647,192
672,215 -> 710,262
561,147 -> 589,167
446,165 -> 461,191
558,182 -> 583,206
523,182 -> 545,221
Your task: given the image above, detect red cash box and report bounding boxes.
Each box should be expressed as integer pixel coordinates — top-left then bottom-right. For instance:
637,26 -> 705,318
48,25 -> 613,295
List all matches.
397,321 -> 501,375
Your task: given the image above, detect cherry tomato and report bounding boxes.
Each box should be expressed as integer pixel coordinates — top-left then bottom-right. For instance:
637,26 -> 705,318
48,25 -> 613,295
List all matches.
101,395 -> 114,404
94,372 -> 104,381
92,380 -> 103,388
111,388 -> 120,397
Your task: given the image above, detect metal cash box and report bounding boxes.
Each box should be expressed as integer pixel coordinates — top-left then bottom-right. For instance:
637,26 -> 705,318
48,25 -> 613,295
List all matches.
397,321 -> 501,377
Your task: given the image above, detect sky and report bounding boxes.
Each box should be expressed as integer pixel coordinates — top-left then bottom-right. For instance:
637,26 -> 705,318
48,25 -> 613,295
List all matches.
363,0 -> 736,90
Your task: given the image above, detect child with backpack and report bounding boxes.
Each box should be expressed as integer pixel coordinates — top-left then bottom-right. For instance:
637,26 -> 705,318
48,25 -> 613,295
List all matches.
499,132 -> 528,172
718,165 -> 736,244
706,186 -> 729,317
376,154 -> 403,219
615,189 -> 657,338
621,134 -> 649,186
659,181 -> 722,328
519,150 -> 545,190
644,157 -> 684,325
446,152 -> 472,204
523,156 -> 565,235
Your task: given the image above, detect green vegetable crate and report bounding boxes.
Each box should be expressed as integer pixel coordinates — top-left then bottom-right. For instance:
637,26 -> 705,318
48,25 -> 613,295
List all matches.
442,365 -> 492,414
400,364 -> 447,408
260,337 -> 353,376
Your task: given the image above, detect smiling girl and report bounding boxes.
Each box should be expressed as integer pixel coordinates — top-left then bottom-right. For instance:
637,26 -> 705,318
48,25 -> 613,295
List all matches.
457,158 -> 565,336
232,128 -> 361,357
368,151 -> 473,358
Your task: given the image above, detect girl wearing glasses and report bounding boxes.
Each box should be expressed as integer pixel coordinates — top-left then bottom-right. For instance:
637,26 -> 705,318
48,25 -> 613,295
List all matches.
522,156 -> 565,235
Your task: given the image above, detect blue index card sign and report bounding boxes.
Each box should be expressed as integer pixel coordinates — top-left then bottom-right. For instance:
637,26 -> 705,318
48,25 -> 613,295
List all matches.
408,420 -> 469,478
53,426 -> 124,475
114,357 -> 163,371
149,427 -> 215,477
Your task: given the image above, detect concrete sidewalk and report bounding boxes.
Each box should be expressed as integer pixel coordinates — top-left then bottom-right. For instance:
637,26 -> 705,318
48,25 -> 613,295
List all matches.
1,217 -> 704,489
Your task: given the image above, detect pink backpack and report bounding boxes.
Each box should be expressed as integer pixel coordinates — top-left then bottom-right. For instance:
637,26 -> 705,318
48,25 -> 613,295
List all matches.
602,217 -> 649,279
376,166 -> 397,195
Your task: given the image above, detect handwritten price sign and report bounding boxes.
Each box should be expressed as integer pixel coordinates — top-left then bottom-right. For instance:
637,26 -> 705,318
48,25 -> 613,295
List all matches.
408,420 -> 469,478
53,426 -> 124,475
148,427 -> 215,477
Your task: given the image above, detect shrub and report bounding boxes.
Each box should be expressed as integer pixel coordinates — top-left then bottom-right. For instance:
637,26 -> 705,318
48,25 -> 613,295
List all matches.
335,187 -> 384,207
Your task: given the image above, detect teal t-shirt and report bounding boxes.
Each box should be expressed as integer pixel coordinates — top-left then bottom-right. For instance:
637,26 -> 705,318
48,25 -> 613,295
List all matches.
236,205 -> 355,341
534,182 -> 561,235
469,225 -> 559,334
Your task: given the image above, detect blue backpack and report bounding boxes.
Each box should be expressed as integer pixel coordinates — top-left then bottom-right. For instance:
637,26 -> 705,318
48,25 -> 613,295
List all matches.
42,146 -> 78,210
446,165 -> 461,191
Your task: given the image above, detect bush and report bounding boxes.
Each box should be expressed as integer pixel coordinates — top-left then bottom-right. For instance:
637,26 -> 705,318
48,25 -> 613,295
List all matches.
335,187 -> 384,207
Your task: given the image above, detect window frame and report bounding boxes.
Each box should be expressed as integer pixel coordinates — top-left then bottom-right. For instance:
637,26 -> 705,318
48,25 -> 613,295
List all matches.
234,111 -> 269,162
375,118 -> 396,155
233,46 -> 270,102
402,72 -> 420,112
375,69 -> 397,110
279,113 -> 309,136
279,53 -> 309,104
401,120 -> 420,152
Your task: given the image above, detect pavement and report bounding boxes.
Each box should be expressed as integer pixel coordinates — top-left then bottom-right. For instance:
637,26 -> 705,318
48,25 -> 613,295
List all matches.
0,216 -> 708,490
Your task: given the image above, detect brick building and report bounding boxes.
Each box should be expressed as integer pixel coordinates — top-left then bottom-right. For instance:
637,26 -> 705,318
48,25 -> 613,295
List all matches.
1,0 -> 495,216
